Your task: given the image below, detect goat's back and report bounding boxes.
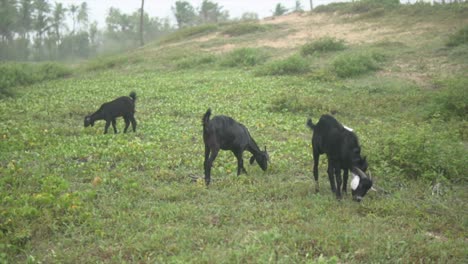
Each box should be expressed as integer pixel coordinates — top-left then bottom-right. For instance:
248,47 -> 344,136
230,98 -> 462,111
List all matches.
312,115 -> 360,159
100,96 -> 135,116
204,115 -> 250,150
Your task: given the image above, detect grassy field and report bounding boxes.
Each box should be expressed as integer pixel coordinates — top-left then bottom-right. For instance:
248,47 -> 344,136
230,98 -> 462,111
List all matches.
1,3 -> 467,263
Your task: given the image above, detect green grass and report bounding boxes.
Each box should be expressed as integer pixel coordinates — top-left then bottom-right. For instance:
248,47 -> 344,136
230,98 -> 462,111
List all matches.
331,51 -> 385,78
1,3 -> 467,263
221,22 -> 270,37
219,47 -> 269,67
446,25 -> 468,47
158,24 -> 218,44
255,54 -> 310,76
0,62 -> 72,98
300,37 -> 346,56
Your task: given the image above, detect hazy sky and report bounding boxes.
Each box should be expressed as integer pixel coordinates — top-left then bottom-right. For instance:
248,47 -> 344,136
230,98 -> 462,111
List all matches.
56,0 -> 352,28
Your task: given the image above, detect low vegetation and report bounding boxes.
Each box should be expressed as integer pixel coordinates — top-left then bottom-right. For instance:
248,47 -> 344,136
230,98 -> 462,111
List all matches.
331,51 -> 385,78
300,37 -> 346,56
221,22 -> 270,36
158,24 -> 218,44
255,54 -> 310,76
446,25 -> 468,47
1,2 -> 467,263
0,62 -> 72,98
219,47 -> 269,67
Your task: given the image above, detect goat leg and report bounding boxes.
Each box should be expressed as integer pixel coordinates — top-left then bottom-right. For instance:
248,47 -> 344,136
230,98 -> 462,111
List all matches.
123,117 -> 130,133
342,169 -> 349,194
104,120 -> 111,134
112,119 -> 118,134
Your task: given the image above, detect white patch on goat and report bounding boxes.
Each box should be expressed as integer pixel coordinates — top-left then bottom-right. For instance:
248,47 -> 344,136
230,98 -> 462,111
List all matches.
343,125 -> 354,132
351,173 -> 360,191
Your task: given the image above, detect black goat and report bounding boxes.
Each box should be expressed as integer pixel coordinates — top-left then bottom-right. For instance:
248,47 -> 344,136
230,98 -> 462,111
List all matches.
202,109 -> 269,186
84,92 -> 137,134
307,114 -> 372,202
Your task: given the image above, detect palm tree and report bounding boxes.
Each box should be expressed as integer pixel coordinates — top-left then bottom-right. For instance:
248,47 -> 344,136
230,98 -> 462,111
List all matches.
18,0 -> 33,40
33,0 -> 51,42
77,2 -> 88,32
52,2 -> 67,40
0,0 -> 17,42
69,4 -> 78,34
140,0 -> 144,46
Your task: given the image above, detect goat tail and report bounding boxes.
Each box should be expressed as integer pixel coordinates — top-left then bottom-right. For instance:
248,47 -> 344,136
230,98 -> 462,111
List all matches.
202,108 -> 212,128
307,118 -> 315,130
129,91 -> 137,102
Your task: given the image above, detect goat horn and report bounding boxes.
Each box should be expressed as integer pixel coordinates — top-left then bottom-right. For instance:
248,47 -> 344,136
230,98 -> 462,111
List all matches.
371,187 -> 377,192
353,167 -> 368,179
368,168 -> 373,180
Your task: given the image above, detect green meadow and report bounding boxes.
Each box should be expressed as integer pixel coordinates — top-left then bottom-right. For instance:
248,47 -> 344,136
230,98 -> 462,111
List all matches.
1,3 -> 467,263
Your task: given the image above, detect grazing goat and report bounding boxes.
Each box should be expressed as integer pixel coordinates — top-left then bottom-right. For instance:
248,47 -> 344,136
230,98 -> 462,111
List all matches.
307,114 -> 372,202
84,92 -> 137,134
202,109 -> 269,186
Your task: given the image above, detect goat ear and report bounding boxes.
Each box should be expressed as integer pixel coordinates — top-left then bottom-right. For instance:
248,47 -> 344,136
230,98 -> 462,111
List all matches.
249,155 -> 256,165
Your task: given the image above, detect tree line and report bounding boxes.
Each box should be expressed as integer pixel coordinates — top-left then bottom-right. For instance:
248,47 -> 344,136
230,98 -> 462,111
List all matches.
1,0 -> 304,62
0,0 -> 180,61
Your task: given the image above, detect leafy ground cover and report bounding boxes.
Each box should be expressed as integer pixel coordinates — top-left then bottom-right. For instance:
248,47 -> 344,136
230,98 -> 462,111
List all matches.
1,3 -> 467,263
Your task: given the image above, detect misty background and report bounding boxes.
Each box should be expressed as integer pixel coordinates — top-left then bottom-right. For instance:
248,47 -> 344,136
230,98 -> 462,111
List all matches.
0,0 -> 456,61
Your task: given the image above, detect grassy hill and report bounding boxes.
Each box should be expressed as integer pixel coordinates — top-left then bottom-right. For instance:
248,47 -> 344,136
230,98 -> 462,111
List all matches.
1,3 -> 467,263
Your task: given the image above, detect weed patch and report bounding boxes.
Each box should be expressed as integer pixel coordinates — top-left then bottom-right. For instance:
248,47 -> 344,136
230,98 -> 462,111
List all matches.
446,25 -> 468,47
219,48 -> 268,67
427,76 -> 468,120
373,121 -> 467,182
221,22 -> 270,36
301,37 -> 346,56
331,51 -> 384,78
176,54 -> 217,69
255,55 -> 310,76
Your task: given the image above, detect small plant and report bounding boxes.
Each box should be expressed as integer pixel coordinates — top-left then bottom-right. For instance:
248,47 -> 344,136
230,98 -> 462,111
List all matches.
300,37 -> 346,56
428,77 -> 467,119
221,22 -> 269,37
255,54 -> 309,76
219,48 -> 268,67
176,54 -> 217,69
331,51 -> 384,78
446,25 -> 468,47
376,122 -> 467,182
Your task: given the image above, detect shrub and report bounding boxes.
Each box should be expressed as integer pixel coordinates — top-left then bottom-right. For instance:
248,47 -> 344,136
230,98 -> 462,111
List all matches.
255,55 -> 310,76
428,77 -> 467,119
331,51 -> 384,78
219,48 -> 268,67
176,54 -> 217,69
269,93 -> 336,115
446,25 -> 468,47
0,62 -> 71,98
375,122 -> 467,182
221,22 -> 269,36
300,37 -> 346,56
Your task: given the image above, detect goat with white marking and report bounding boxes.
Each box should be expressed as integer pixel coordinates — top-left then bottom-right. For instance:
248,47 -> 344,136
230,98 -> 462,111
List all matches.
202,109 -> 269,186
307,114 -> 372,201
84,92 -> 137,134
